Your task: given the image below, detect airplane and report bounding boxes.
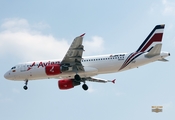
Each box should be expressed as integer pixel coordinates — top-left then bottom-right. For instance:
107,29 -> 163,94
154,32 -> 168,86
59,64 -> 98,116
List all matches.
152,106 -> 163,113
4,24 -> 170,91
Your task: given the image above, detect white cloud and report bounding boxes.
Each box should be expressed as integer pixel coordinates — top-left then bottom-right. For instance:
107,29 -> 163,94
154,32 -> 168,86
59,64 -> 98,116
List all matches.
12,88 -> 20,94
115,91 -> 124,97
84,36 -> 104,56
149,0 -> 175,17
0,30 -> 69,61
162,0 -> 175,16
0,96 -> 13,103
162,101 -> 173,110
0,18 -> 105,62
32,21 -> 50,30
1,18 -> 30,32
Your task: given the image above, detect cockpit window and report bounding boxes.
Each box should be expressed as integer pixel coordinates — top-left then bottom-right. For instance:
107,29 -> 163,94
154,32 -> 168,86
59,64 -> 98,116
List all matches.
11,66 -> 16,69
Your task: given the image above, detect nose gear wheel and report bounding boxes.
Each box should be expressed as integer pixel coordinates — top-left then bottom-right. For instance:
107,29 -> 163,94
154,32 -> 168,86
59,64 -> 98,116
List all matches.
23,80 -> 28,90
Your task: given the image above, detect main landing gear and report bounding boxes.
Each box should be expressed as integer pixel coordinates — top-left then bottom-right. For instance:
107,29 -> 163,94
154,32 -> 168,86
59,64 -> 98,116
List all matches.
74,74 -> 88,91
23,80 -> 28,90
82,84 -> 88,90
74,74 -> 81,81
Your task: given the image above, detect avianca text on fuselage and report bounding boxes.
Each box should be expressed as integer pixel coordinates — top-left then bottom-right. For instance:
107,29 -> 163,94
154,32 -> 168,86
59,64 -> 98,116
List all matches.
27,61 -> 61,71
4,24 -> 170,91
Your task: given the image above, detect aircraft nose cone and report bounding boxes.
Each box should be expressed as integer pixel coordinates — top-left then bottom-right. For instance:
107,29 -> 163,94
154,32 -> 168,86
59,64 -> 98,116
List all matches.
4,71 -> 10,79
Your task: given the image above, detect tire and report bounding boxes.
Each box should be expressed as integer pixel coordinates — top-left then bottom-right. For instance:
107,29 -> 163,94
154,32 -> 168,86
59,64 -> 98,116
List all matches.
74,74 -> 81,81
23,86 -> 28,90
82,84 -> 88,90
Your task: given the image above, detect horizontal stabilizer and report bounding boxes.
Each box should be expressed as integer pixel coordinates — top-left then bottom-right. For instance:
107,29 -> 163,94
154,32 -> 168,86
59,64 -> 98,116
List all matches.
158,58 -> 169,62
145,44 -> 162,58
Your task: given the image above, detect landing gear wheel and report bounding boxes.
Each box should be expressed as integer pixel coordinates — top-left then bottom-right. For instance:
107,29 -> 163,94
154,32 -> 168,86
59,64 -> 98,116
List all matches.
23,85 -> 28,90
74,74 -> 81,81
82,84 -> 88,91
23,80 -> 28,90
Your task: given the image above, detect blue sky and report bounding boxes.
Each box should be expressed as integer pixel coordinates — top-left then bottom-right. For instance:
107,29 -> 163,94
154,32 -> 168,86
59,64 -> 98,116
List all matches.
0,0 -> 174,120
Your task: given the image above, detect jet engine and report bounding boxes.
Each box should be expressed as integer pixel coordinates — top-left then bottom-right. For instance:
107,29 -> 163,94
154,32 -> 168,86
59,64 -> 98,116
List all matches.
58,79 -> 81,90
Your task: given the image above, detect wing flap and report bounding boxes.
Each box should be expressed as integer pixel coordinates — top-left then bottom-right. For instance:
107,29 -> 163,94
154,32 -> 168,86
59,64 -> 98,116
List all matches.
83,77 -> 115,84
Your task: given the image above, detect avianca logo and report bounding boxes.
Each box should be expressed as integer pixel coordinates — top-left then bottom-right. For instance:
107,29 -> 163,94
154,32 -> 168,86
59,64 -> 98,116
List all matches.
50,66 -> 55,73
27,61 -> 60,71
27,62 -> 35,71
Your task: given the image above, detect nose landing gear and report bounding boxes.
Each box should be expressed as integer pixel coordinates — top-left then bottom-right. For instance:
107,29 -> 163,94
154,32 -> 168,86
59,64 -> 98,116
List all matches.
23,80 -> 28,90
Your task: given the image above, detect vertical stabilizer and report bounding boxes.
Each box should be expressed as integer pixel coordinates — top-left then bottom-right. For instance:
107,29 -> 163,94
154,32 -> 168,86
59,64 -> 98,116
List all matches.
136,24 -> 165,52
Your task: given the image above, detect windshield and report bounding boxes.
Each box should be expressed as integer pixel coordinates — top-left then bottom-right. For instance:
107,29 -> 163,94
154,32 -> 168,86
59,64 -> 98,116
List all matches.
11,66 -> 16,69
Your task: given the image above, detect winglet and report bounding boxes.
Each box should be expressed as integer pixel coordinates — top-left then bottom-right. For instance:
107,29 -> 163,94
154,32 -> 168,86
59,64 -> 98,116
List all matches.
80,33 -> 85,37
112,79 -> 116,84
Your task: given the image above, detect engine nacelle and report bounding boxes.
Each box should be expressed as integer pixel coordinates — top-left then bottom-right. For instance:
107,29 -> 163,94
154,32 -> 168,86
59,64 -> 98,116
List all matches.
45,64 -> 70,76
58,79 -> 81,90
45,64 -> 61,76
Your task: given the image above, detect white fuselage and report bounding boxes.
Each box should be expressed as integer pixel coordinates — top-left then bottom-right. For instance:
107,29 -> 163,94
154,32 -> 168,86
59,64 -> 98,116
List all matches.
4,51 -> 170,81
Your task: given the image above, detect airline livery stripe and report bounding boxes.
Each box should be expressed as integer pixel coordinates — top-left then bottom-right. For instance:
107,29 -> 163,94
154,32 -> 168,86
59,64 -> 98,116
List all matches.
139,33 -> 163,52
136,25 -> 164,52
119,52 -> 143,70
125,52 -> 143,66
122,53 -> 133,66
124,52 -> 138,65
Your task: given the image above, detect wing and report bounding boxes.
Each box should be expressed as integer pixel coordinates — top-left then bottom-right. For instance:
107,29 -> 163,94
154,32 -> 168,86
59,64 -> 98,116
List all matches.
83,77 -> 116,84
61,33 -> 85,72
